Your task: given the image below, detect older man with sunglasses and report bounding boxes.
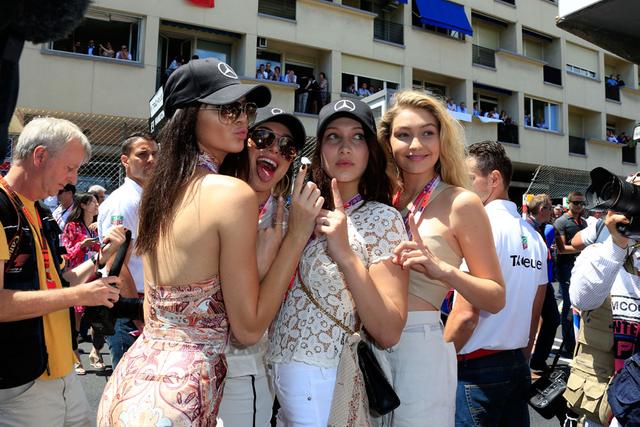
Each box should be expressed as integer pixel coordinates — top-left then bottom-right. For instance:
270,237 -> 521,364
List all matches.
554,191 -> 587,356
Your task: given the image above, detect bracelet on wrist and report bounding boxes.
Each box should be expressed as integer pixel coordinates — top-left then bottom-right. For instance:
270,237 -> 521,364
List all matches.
91,253 -> 106,270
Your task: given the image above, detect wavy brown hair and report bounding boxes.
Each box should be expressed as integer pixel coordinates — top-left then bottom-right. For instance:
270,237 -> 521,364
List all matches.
137,106 -> 201,255
378,91 -> 470,192
311,117 -> 392,210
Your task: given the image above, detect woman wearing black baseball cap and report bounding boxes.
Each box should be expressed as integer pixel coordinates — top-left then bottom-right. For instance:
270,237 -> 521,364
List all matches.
97,59 -> 322,426
217,107 -> 307,426
266,98 -> 409,425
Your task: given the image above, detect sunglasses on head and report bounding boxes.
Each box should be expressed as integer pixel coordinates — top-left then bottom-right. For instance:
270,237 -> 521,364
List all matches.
250,128 -> 299,162
204,102 -> 258,126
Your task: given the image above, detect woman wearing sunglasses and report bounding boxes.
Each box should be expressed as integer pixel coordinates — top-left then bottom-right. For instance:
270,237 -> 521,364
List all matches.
97,59 -> 322,426
218,107 -> 307,426
267,99 -> 410,426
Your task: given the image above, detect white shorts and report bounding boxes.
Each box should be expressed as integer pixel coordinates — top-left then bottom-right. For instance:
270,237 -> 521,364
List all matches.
272,361 -> 337,427
0,371 -> 90,427
382,311 -> 457,427
217,371 -> 274,427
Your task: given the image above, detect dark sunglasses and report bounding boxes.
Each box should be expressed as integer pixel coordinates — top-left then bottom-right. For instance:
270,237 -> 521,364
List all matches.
204,102 -> 258,126
250,128 -> 299,162
570,200 -> 585,205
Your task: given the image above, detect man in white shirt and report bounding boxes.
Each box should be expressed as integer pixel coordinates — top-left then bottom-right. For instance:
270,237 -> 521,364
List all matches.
52,183 -> 75,230
98,132 -> 157,367
445,141 -> 548,426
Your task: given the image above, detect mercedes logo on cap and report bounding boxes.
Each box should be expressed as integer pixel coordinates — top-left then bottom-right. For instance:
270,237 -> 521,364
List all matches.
334,100 -> 356,112
271,108 -> 284,115
217,62 -> 238,79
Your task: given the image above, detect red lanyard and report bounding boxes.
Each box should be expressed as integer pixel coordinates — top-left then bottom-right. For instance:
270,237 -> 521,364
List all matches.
0,177 -> 57,289
258,195 -> 273,221
393,175 -> 440,238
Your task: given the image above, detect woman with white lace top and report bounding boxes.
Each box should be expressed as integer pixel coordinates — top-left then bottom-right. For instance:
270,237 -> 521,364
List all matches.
267,98 -> 410,427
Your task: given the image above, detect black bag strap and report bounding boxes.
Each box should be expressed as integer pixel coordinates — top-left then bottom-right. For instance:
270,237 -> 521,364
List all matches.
550,338 -> 565,371
0,187 -> 25,273
594,218 -> 606,242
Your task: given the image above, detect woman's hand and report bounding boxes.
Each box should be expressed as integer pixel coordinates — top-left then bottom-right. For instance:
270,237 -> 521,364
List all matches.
287,164 -> 324,243
99,225 -> 127,261
256,198 -> 285,280
80,237 -> 97,249
315,179 -> 351,260
393,214 -> 451,281
88,222 -> 98,233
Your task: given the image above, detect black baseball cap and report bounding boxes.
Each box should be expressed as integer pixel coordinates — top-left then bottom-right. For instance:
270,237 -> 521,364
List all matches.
316,98 -> 376,139
163,58 -> 271,116
250,107 -> 307,150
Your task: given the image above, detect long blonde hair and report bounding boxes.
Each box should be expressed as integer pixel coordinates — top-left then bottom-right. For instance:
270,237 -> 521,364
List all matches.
378,91 -> 470,191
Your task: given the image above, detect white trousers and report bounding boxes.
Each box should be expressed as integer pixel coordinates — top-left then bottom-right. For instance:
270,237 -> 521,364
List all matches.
272,361 -> 337,427
0,371 -> 91,427
217,371 -> 274,427
383,311 -> 457,427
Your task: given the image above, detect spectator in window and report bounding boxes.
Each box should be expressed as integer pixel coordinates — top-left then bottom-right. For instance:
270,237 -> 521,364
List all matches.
318,72 -> 329,106
99,41 -> 114,58
607,129 -> 619,143
271,66 -> 283,82
456,102 -> 468,114
256,64 -> 268,80
446,97 -> 457,111
265,63 -> 274,80
357,82 -> 371,97
500,110 -> 512,124
616,74 -> 626,87
607,74 -> 618,87
116,45 -> 132,60
347,83 -> 357,95
165,56 -> 183,78
72,41 -> 82,53
285,69 -> 297,84
525,113 -> 531,126
297,75 -> 313,113
484,109 -> 499,119
473,102 -> 481,117
87,40 -> 96,56
307,75 -> 321,114
619,132 -> 630,144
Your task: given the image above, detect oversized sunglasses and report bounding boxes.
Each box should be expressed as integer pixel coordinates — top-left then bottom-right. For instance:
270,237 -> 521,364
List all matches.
570,200 -> 585,205
204,102 -> 258,126
250,128 -> 299,162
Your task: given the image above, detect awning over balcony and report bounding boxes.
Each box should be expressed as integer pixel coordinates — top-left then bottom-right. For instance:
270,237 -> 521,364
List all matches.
415,0 -> 473,36
396,0 -> 409,3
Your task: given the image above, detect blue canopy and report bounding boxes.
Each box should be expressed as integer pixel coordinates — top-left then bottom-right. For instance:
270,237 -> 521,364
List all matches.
396,0 -> 409,3
415,0 -> 473,36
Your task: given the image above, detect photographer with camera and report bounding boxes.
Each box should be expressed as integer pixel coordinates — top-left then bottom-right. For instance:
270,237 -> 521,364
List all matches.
569,170 -> 640,426
0,117 -> 126,426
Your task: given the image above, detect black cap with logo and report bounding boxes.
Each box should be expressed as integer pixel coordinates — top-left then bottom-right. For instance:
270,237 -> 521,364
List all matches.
163,58 -> 271,116
316,98 -> 376,139
251,107 -> 307,150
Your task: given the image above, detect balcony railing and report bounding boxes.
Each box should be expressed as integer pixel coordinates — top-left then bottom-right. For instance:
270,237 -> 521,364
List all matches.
543,65 -> 562,86
606,85 -> 621,101
258,0 -> 296,20
622,145 -> 636,163
374,18 -> 404,45
498,123 -> 519,145
473,45 -> 496,68
569,136 -> 586,155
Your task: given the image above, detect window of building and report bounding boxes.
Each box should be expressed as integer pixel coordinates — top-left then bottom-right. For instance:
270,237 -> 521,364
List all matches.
49,9 -> 142,61
195,39 -> 231,62
342,73 -> 398,95
524,96 -> 560,131
565,42 -> 598,79
473,93 -> 499,116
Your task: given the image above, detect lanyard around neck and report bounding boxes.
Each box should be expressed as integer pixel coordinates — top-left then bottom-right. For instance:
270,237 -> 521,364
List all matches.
0,177 -> 57,289
394,175 -> 441,238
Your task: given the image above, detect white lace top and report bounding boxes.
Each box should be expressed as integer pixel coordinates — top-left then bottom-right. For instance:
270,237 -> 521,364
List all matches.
267,200 -> 407,368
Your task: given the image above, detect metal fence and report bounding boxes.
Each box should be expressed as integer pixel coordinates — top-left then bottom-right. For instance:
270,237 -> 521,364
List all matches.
18,108 -> 148,193
525,164 -> 591,200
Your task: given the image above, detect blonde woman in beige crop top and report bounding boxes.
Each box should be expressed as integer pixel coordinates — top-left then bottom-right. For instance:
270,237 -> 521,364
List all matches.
376,91 -> 505,426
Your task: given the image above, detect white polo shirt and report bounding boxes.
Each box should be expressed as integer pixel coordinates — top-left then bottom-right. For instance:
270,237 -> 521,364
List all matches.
97,177 -> 144,293
459,199 -> 548,354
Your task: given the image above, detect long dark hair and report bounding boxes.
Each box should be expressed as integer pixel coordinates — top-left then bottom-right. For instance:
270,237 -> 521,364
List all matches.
66,193 -> 96,226
137,106 -> 201,255
311,120 -> 392,209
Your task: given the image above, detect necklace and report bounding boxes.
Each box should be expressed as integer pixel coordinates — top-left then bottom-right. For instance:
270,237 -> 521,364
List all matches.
197,152 -> 219,174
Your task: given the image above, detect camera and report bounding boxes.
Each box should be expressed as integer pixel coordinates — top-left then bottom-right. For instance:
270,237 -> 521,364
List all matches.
585,167 -> 640,239
84,229 -> 144,336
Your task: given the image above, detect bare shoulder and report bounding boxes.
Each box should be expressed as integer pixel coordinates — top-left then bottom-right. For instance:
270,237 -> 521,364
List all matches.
449,188 -> 484,214
200,174 -> 256,203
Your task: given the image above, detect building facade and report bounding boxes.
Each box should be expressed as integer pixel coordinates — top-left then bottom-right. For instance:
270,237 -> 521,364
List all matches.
14,0 -> 640,195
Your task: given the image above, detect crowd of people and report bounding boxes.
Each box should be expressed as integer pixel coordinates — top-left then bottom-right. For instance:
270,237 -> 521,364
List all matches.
606,74 -> 626,88
69,39 -> 132,60
1,57 -> 638,427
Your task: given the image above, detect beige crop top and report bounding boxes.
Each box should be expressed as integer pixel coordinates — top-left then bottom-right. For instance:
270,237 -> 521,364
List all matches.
405,182 -> 463,307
